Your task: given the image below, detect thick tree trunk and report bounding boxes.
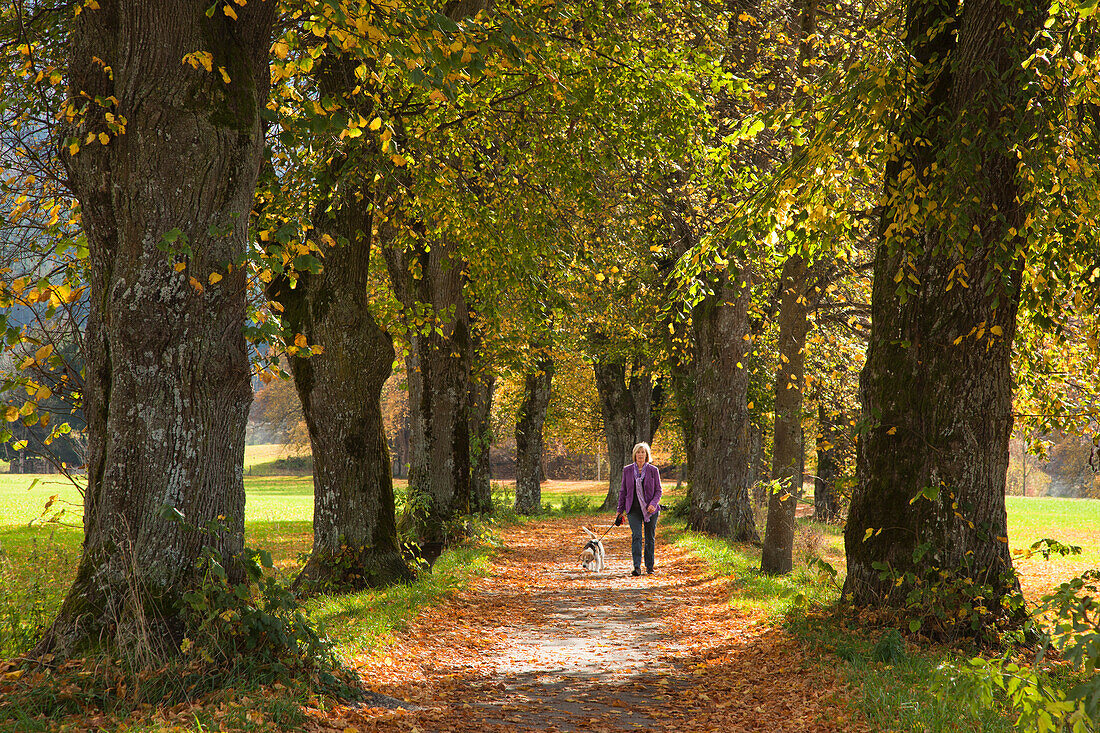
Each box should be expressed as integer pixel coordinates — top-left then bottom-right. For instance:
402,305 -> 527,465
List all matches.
267,55 -> 412,593
385,240 -> 472,547
593,359 -> 664,509
38,1 -> 274,658
469,367 -> 495,514
762,255 -> 811,574
686,270 -> 759,543
514,353 -> 553,515
843,1 -> 1038,623
814,404 -> 843,522
277,259 -> 411,591
272,208 -> 409,587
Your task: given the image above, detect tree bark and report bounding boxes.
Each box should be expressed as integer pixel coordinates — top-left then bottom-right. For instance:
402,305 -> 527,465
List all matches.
514,352 -> 554,515
593,358 -> 664,509
468,366 -> 495,514
265,53 -> 412,593
814,404 -> 843,522
372,0 -> 491,549
384,239 -> 472,547
749,421 -> 769,505
762,255 -> 811,574
38,1 -> 274,658
843,1 -> 1039,623
686,270 -> 759,543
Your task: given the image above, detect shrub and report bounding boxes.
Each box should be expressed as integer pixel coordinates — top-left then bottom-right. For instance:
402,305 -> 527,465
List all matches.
180,546 -> 336,679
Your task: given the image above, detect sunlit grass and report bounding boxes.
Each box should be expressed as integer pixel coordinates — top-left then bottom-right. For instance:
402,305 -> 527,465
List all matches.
1006,495 -> 1100,564
243,442 -> 307,469
669,524 -> 841,617
307,545 -> 492,659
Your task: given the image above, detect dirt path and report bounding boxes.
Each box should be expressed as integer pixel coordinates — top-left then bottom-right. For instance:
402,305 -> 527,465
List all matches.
320,518 -> 866,733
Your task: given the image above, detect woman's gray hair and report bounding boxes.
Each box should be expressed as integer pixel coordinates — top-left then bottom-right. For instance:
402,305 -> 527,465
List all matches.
631,442 -> 652,463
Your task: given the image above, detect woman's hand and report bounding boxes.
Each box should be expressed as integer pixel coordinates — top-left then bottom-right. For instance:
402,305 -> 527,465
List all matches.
647,504 -> 657,514
615,512 -> 624,526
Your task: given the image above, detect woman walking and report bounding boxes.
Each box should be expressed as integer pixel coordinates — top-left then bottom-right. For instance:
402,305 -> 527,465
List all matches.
615,442 -> 662,576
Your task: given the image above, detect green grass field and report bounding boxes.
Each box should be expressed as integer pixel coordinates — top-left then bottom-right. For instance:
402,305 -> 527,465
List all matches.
2,471 -> 1096,657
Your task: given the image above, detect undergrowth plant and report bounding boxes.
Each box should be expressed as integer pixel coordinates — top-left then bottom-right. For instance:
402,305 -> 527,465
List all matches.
0,510 -> 350,727
937,568 -> 1100,733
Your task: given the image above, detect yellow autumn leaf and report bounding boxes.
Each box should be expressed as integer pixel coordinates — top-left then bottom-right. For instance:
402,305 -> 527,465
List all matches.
35,344 -> 53,362
391,154 -> 407,166
294,333 -> 308,348
189,276 -> 204,292
989,325 -> 1003,336
174,262 -> 186,272
223,3 -> 237,19
886,427 -> 897,435
208,272 -> 222,284
218,66 -> 231,83
271,40 -> 289,59
35,385 -> 52,401
98,132 -> 109,145
369,117 -> 382,130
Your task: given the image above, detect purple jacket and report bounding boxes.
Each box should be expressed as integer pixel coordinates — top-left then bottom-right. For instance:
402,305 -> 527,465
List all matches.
618,463 -> 662,522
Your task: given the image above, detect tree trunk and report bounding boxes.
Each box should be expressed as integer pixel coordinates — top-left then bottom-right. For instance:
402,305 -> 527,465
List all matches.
686,270 -> 759,543
391,411 -> 410,479
514,353 -> 554,515
762,255 -> 811,574
593,359 -> 664,509
265,53 -> 412,592
468,367 -> 495,514
843,1 -> 1039,624
384,239 -> 472,547
750,421 -> 769,505
38,1 -> 274,658
814,404 -> 843,522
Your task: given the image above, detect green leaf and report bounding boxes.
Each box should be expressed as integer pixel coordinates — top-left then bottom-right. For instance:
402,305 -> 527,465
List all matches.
158,503 -> 186,523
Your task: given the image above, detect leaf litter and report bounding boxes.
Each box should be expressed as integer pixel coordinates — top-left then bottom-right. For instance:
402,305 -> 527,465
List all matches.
322,517 -> 869,732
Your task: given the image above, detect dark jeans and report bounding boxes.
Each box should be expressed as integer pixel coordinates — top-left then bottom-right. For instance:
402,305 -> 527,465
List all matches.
626,504 -> 657,571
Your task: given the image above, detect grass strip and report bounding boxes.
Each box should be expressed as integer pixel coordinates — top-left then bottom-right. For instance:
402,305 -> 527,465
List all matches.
673,521 -> 1017,733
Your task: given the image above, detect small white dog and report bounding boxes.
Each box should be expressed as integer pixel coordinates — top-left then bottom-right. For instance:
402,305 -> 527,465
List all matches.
580,526 -> 606,572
